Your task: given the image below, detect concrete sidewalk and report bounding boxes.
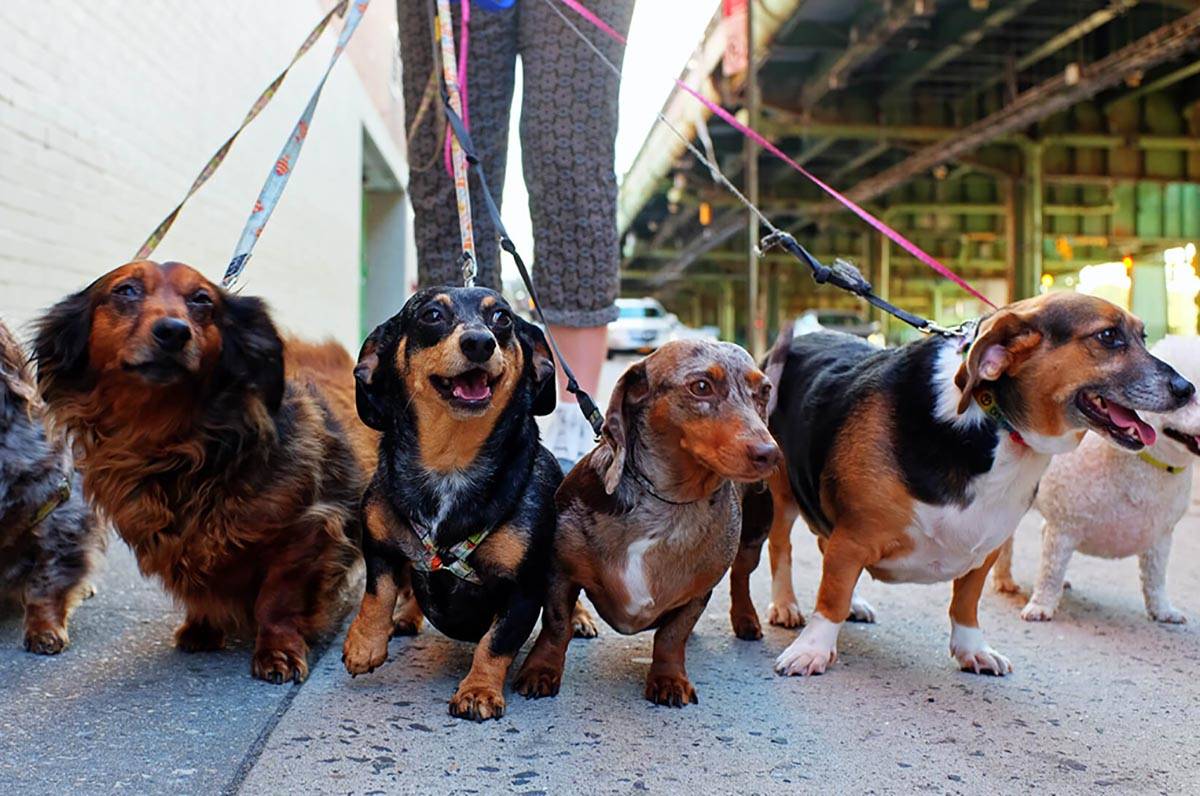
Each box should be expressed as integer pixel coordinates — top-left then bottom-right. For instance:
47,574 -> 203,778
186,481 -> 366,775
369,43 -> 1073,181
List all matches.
3,506 -> 1199,794
3,353 -> 1199,794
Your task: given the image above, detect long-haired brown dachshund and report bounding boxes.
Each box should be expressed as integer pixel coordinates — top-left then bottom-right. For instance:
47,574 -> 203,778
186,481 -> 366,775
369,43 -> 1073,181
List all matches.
33,261 -> 376,683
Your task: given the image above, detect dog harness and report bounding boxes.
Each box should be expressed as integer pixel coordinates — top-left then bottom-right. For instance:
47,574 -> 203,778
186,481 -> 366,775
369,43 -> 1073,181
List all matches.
22,478 -> 71,535
1137,450 -> 1186,475
409,522 -> 490,585
974,389 -> 1028,448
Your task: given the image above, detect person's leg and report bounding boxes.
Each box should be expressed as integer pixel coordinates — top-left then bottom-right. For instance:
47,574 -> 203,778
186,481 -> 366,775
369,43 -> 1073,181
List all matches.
397,0 -> 518,289
518,0 -> 634,464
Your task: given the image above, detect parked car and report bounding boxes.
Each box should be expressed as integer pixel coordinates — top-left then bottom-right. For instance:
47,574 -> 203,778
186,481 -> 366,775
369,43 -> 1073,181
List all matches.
607,298 -> 679,357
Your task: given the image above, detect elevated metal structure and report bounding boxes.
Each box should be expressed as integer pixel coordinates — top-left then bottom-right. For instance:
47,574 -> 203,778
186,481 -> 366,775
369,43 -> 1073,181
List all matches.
619,0 -> 1200,347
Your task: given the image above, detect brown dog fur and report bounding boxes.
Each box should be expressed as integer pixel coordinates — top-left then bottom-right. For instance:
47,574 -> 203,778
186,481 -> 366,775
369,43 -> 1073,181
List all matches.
34,261 -> 376,683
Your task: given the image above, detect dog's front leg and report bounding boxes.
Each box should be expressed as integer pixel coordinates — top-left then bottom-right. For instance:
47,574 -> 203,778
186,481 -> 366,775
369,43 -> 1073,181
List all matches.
252,561 -> 313,684
950,548 -> 1012,675
730,484 -> 772,640
1020,520 -> 1076,622
645,591 -> 710,707
765,469 -> 804,629
1139,533 -> 1186,624
449,589 -> 541,722
991,537 -> 1019,594
514,571 -> 579,699
344,492 -> 408,675
775,530 -> 864,676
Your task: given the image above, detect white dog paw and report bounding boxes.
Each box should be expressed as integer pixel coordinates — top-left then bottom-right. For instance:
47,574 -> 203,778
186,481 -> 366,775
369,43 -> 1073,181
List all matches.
774,640 -> 836,676
848,594 -> 877,624
949,623 -> 1012,676
774,614 -> 841,677
1149,606 -> 1188,624
767,601 -> 805,628
1020,602 -> 1055,622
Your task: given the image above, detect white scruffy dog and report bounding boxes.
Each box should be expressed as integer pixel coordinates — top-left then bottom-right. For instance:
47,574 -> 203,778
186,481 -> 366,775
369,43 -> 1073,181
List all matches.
992,335 -> 1200,623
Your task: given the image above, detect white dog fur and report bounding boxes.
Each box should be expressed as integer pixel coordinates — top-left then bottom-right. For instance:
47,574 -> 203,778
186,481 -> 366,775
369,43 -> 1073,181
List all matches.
992,335 -> 1200,623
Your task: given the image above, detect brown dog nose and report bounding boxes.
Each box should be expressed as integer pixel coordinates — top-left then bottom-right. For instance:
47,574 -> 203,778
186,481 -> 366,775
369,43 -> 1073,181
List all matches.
459,329 -> 496,364
151,318 -> 192,353
747,441 -> 782,472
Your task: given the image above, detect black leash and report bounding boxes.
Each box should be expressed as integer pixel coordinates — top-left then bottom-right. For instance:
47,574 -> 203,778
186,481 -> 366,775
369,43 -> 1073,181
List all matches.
440,96 -> 605,437
758,230 -> 963,339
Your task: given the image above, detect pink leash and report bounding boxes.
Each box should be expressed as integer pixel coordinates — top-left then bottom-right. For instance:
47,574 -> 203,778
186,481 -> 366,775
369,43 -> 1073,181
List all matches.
444,0 -> 471,177
556,0 -> 996,309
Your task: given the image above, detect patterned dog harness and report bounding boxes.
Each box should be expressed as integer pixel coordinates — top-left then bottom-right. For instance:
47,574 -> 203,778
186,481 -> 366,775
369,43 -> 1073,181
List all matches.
409,522 -> 491,585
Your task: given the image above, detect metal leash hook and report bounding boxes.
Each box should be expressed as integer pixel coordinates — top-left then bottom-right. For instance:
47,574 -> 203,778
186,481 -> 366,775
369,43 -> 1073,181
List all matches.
459,251 -> 477,288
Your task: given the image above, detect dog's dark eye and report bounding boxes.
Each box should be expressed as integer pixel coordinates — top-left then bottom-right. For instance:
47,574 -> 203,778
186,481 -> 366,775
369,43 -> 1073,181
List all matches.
756,384 -> 771,405
1096,327 -> 1125,349
420,306 -> 445,325
188,291 -> 213,307
690,379 -> 714,398
490,309 -> 512,329
112,281 -> 142,300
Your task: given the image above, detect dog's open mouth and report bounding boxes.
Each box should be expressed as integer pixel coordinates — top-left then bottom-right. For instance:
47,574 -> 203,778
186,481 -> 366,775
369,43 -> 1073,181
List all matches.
1163,427 -> 1200,456
430,368 -> 498,410
1075,391 -> 1156,449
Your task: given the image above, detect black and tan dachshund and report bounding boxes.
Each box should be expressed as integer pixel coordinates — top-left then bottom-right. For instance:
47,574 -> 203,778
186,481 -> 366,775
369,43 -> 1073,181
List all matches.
342,287 -> 561,721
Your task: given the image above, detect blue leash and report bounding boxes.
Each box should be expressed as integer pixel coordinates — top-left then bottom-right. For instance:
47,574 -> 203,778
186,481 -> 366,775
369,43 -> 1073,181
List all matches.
223,0 -> 371,290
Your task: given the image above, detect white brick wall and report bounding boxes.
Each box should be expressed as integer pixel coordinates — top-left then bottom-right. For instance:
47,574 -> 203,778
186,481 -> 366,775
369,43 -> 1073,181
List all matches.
0,0 -> 412,352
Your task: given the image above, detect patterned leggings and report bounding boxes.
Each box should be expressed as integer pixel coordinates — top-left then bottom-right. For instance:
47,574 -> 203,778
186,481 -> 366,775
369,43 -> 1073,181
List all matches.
397,0 -> 635,327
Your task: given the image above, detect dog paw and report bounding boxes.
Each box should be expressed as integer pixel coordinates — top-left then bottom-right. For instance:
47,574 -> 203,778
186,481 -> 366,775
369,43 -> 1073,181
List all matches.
644,672 -> 698,707
449,684 -> 506,721
767,601 -> 805,628
993,576 -> 1021,595
343,625 -> 389,676
730,609 -> 763,641
174,620 -> 226,652
514,662 -> 563,699
774,638 -> 836,677
252,648 -> 308,685
572,608 -> 600,639
1020,602 -> 1055,622
23,627 -> 68,655
848,595 -> 877,624
953,645 -> 1012,676
1149,606 -> 1188,624
950,624 -> 1012,676
79,582 -> 98,601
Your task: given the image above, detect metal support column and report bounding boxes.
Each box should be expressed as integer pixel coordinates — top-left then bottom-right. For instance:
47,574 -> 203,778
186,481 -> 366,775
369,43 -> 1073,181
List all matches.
745,0 -> 762,357
1017,142 -> 1045,300
720,280 -> 736,342
1003,176 -> 1019,304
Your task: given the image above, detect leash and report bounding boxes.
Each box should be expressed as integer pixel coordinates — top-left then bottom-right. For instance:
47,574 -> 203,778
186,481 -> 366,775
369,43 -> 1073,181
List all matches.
433,0 -> 478,287
547,0 -> 998,320
410,521 -> 489,585
1138,450 -> 1186,475
22,478 -> 71,535
223,1 -> 371,291
135,1 -> 351,261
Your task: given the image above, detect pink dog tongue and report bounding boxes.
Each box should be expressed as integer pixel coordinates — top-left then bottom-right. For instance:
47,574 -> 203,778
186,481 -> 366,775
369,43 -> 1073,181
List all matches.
452,372 -> 491,401
1107,402 -> 1156,445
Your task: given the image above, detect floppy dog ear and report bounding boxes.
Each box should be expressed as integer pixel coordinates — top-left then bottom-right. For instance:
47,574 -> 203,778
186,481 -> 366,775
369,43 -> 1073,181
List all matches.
597,360 -> 649,494
219,294 -> 285,413
33,284 -> 96,403
515,317 -> 556,417
355,318 -> 403,432
954,309 -> 1042,414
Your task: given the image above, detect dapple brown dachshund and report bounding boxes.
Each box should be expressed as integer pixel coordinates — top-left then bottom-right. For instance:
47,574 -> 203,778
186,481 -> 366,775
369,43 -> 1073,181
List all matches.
34,261 -> 377,683
515,339 -> 780,707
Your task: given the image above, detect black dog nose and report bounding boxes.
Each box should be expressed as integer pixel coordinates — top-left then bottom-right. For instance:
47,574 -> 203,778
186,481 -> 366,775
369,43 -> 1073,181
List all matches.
1169,373 -> 1195,403
459,330 -> 496,364
151,317 -> 192,353
748,441 -> 782,471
